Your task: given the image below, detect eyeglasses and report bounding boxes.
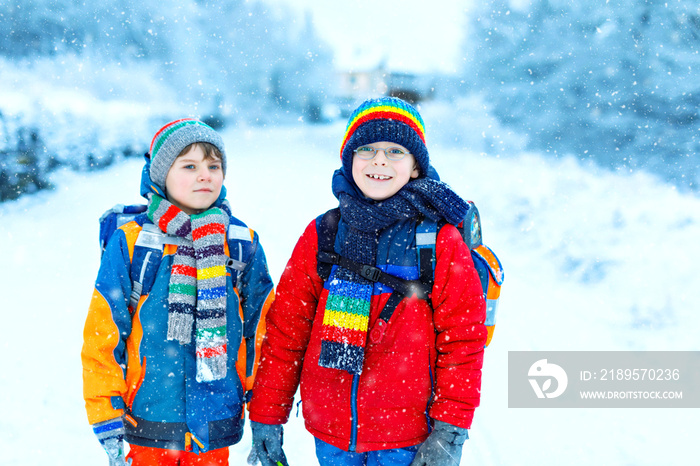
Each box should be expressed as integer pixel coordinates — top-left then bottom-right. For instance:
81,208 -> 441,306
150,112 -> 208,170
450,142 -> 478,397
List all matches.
353,145 -> 411,161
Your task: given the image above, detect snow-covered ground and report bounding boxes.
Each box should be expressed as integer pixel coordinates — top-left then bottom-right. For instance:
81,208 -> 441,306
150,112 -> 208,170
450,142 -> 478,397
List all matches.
1,119 -> 698,465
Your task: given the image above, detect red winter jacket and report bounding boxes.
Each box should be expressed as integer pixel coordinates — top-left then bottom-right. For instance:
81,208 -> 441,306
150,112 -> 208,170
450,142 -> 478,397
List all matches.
248,214 -> 486,452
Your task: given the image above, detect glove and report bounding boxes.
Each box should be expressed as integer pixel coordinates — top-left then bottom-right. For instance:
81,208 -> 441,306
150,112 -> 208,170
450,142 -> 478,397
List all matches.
247,421 -> 290,466
410,419 -> 468,466
92,417 -> 132,466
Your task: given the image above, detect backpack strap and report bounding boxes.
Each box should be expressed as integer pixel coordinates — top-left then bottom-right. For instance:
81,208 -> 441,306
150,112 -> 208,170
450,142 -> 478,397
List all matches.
316,208 -> 341,281
136,223 -> 187,248
462,201 -> 483,250
128,247 -> 159,312
99,204 -> 148,256
227,223 -> 255,288
128,222 -> 189,312
416,209 -> 503,348
416,201 -> 481,279
472,244 -> 503,347
128,223 -> 166,312
317,250 -> 430,300
415,217 -> 438,292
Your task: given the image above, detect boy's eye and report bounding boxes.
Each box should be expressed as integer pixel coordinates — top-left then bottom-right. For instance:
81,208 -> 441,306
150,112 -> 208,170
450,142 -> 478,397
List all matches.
209,164 -> 221,170
184,164 -> 196,169
386,148 -> 406,155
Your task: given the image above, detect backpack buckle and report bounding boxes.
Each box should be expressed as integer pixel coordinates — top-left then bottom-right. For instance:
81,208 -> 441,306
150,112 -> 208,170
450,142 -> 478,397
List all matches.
360,265 -> 382,282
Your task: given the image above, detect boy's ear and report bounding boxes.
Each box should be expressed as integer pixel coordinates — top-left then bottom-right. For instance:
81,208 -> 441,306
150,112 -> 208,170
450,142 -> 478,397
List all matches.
411,164 -> 420,179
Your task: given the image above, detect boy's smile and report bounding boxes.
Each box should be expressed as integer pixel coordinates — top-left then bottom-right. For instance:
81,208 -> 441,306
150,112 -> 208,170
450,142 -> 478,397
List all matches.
165,144 -> 224,215
352,141 -> 419,201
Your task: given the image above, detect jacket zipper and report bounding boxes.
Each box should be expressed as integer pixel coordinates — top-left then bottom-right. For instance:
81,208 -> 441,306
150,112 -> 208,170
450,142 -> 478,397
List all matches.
426,351 -> 435,433
349,374 -> 360,452
126,357 -> 147,413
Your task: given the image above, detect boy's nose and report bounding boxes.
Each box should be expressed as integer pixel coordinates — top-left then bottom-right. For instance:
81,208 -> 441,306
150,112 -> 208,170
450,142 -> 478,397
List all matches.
198,168 -> 212,181
372,150 -> 389,165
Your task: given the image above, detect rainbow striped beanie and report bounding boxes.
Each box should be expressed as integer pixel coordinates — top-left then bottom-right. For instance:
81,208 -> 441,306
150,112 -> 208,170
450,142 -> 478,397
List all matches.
340,97 -> 429,177
149,118 -> 227,192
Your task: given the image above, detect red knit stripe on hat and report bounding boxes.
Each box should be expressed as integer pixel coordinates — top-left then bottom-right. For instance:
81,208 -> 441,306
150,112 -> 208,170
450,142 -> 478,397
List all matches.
353,110 -> 425,142
344,101 -> 426,141
149,118 -> 195,154
340,110 -> 426,159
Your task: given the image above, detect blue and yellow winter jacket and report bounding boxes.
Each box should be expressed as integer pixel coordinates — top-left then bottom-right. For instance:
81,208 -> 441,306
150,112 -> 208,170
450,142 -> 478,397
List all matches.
82,165 -> 274,453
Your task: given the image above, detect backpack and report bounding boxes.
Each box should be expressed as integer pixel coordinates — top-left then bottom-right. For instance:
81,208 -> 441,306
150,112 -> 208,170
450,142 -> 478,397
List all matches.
99,204 -> 254,312
316,202 -> 503,347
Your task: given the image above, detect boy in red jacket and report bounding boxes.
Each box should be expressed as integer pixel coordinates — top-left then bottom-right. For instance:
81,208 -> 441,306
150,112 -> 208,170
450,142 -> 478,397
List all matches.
248,98 -> 486,466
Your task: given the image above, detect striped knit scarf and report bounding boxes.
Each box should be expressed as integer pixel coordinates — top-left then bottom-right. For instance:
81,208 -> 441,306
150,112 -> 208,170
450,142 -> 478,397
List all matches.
147,194 -> 230,382
318,170 -> 471,374
317,223 -> 375,375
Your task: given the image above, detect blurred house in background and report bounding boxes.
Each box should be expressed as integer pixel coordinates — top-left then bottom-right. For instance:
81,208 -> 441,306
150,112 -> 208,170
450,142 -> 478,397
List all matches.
334,62 -> 437,116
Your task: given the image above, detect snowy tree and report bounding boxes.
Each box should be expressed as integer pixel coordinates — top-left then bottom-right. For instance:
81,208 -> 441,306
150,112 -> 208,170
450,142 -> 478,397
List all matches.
465,0 -> 700,189
0,0 -> 333,201
0,0 -> 331,115
267,10 -> 335,122
0,0 -> 168,58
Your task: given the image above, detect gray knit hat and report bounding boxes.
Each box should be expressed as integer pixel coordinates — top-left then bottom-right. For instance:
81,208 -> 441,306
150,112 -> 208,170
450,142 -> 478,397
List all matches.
148,118 -> 226,191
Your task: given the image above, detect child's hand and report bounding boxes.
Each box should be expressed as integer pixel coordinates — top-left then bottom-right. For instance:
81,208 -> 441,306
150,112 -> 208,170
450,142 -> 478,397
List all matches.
410,419 -> 468,466
104,437 -> 132,465
92,417 -> 132,466
248,421 -> 290,466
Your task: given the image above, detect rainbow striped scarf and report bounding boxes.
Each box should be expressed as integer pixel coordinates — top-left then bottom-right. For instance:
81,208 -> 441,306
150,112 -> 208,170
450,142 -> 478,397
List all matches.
147,194 -> 230,382
318,261 -> 374,375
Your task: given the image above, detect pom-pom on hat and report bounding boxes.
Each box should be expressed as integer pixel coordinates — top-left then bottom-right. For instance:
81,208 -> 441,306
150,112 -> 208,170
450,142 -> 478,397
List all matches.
149,118 -> 226,191
340,97 -> 429,177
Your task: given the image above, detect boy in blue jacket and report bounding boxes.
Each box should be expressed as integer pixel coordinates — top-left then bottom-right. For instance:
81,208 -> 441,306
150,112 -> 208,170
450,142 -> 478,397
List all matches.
82,119 -> 274,465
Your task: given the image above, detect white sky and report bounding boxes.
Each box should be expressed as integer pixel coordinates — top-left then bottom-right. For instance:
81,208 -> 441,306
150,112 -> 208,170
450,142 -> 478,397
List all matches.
262,0 -> 472,74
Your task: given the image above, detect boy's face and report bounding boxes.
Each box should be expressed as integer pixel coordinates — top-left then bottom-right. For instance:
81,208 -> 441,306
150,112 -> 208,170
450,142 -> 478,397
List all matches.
165,144 -> 224,215
351,141 -> 419,201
